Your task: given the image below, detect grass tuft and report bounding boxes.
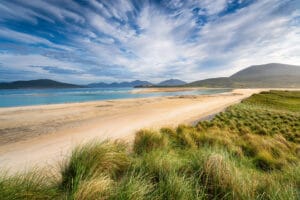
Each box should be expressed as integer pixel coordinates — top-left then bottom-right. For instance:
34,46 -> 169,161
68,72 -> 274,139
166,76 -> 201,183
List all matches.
60,141 -> 129,195
74,175 -> 112,200
110,172 -> 153,200
0,170 -> 60,200
254,150 -> 283,171
133,129 -> 168,154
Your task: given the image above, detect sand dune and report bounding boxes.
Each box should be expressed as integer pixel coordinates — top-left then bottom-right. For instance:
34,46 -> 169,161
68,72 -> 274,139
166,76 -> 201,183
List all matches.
0,89 -> 264,173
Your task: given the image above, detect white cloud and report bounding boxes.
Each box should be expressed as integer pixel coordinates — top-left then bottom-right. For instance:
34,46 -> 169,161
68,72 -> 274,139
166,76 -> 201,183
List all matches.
21,0 -> 85,23
0,53 -> 83,71
104,0 -> 135,21
194,0 -> 300,76
0,53 -> 105,83
198,0 -> 228,15
0,1 -> 54,24
0,0 -> 299,83
0,28 -> 72,51
71,0 -> 300,81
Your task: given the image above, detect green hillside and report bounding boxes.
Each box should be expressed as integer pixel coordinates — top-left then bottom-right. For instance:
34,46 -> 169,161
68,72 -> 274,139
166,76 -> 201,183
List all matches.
188,63 -> 300,88
188,77 -> 234,87
1,91 -> 299,199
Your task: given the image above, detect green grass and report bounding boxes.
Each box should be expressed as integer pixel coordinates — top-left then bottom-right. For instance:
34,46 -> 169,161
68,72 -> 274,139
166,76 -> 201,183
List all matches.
60,141 -> 130,198
0,90 -> 299,199
242,90 -> 300,112
0,170 -> 61,199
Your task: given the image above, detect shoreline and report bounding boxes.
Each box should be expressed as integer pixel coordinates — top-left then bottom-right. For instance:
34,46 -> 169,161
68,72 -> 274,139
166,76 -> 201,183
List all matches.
0,87 -> 218,110
0,89 -> 266,173
0,87 -> 229,108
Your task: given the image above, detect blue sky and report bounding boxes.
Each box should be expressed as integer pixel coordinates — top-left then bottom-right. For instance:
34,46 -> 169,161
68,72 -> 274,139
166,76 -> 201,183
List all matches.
0,0 -> 299,84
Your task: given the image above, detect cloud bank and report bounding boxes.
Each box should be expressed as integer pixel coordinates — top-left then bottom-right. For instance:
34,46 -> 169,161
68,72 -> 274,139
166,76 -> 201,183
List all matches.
0,0 -> 299,83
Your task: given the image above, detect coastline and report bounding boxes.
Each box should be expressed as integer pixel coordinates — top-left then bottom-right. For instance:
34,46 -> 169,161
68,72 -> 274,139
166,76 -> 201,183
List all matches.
0,88 -> 265,173
0,87 -> 230,108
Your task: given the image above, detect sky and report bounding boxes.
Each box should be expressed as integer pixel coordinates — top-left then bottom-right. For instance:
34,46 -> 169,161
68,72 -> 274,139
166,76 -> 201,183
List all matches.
0,0 -> 299,84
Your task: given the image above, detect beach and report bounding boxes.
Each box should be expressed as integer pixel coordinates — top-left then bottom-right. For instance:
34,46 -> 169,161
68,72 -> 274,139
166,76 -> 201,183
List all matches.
0,88 -> 263,173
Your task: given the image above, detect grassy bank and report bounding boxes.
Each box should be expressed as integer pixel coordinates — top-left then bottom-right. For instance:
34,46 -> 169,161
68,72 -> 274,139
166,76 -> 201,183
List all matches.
1,90 -> 299,200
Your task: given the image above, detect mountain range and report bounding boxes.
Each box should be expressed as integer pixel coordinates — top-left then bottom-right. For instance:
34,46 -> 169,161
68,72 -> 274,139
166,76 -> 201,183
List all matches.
87,80 -> 153,88
88,79 -> 187,87
1,63 -> 299,89
157,79 -> 187,86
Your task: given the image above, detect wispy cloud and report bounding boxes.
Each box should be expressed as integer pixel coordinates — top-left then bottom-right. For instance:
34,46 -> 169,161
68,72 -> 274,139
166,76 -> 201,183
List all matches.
0,0 -> 299,83
0,28 -> 72,51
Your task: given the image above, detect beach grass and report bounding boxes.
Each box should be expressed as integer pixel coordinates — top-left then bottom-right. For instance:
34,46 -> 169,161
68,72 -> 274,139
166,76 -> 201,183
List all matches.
0,90 -> 299,199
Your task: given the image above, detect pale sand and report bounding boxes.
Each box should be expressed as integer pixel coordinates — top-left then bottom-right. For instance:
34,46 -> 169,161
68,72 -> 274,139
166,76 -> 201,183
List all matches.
0,89 -> 264,173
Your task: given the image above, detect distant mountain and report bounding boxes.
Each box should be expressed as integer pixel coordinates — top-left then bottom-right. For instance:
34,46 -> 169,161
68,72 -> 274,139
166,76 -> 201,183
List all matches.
188,63 -> 300,88
88,80 -> 153,88
158,79 -> 187,86
0,79 -> 82,89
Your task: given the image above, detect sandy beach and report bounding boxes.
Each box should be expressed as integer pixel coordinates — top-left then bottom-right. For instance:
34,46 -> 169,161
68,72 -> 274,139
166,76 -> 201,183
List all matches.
0,88 -> 264,173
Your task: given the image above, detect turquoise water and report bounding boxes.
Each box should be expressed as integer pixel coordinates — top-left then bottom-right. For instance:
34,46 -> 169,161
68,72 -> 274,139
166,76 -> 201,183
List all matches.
0,88 -> 231,107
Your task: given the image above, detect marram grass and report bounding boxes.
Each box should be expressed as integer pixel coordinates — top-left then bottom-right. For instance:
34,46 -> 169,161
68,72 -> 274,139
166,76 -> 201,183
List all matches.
0,90 -> 299,200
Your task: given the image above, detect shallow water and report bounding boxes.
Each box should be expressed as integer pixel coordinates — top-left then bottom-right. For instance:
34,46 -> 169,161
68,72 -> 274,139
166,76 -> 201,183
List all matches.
0,87 -> 231,107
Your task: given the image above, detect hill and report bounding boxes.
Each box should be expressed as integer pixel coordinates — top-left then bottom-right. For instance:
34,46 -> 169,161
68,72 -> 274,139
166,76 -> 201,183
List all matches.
88,80 -> 153,87
0,79 -> 82,89
187,77 -> 233,88
188,63 -> 300,88
158,79 -> 186,86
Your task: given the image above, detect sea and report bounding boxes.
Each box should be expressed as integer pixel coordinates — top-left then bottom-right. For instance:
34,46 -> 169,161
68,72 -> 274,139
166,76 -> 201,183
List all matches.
0,88 -> 231,107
